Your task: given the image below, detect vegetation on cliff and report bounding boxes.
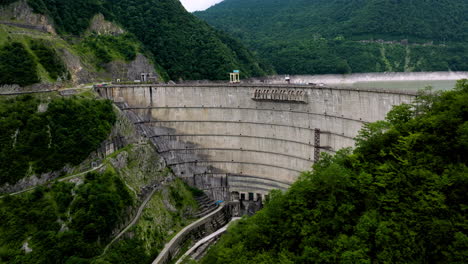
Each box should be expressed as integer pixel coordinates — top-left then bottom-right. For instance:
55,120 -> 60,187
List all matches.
196,0 -> 468,74
0,170 -> 133,263
16,0 -> 271,81
0,42 -> 39,86
102,0 -> 271,80
29,39 -> 69,81
76,33 -> 140,67
252,39 -> 468,75
0,96 -> 115,185
97,178 -> 200,264
0,39 -> 70,86
201,80 -> 468,263
0,98 -> 203,264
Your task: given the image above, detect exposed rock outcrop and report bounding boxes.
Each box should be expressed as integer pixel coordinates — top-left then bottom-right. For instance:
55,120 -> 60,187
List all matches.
88,13 -> 125,36
106,54 -> 159,82
59,48 -> 96,84
0,0 -> 55,34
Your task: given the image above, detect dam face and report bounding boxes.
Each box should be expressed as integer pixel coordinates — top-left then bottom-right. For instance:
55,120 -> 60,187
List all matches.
96,84 -> 415,201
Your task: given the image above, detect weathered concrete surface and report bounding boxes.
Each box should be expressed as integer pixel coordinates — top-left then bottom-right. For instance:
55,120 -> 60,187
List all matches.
96,84 -> 416,200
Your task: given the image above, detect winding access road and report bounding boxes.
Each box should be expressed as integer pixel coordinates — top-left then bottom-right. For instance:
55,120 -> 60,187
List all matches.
175,217 -> 241,264
152,204 -> 225,264
101,186 -> 158,255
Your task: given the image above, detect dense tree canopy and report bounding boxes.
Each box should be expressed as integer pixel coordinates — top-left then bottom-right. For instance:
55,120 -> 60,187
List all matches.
198,0 -> 468,43
102,0 -> 271,80
29,39 -> 69,81
0,42 -> 39,86
201,80 -> 468,263
0,96 -> 115,185
23,0 -> 272,80
27,0 -> 102,35
196,0 -> 468,74
0,170 -> 133,263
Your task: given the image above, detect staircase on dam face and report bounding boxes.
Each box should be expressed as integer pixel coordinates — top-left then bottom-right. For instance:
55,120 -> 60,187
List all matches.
194,194 -> 219,218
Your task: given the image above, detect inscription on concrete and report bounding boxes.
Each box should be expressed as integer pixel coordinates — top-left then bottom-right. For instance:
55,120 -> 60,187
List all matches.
252,88 -> 307,103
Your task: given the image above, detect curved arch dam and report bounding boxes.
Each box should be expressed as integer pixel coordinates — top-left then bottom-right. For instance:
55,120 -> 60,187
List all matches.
96,84 -> 416,201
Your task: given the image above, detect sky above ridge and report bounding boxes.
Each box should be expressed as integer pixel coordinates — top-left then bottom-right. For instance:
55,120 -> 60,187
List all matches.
180,0 -> 223,12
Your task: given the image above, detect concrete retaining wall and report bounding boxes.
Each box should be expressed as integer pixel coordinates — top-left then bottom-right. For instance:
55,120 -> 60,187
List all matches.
97,84 -> 416,199
153,205 -> 232,264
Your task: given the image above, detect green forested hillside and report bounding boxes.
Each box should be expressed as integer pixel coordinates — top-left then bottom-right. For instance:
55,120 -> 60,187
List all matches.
197,0 -> 468,42
12,0 -> 271,81
0,94 -> 203,263
200,81 -> 468,263
0,170 -> 133,263
196,0 -> 468,74
0,96 -> 115,185
0,42 -> 40,86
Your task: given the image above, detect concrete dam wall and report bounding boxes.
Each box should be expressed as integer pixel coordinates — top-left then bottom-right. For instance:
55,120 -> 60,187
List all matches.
96,84 -> 416,201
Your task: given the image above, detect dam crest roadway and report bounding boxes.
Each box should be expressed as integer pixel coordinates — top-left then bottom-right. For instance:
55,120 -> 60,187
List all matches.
95,83 -> 416,202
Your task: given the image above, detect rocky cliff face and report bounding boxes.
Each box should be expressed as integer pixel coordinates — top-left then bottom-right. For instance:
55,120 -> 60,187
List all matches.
87,13 -> 125,36
0,0 -> 161,88
106,54 -> 158,82
0,0 -> 55,34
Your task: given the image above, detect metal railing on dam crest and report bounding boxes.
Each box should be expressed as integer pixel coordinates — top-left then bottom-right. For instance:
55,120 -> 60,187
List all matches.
95,83 -> 416,202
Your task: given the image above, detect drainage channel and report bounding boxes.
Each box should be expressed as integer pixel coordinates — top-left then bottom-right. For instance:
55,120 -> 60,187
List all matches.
175,217 -> 242,264
152,203 -> 232,264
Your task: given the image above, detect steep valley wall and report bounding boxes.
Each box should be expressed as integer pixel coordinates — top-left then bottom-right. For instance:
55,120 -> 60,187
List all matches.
96,84 -> 416,201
